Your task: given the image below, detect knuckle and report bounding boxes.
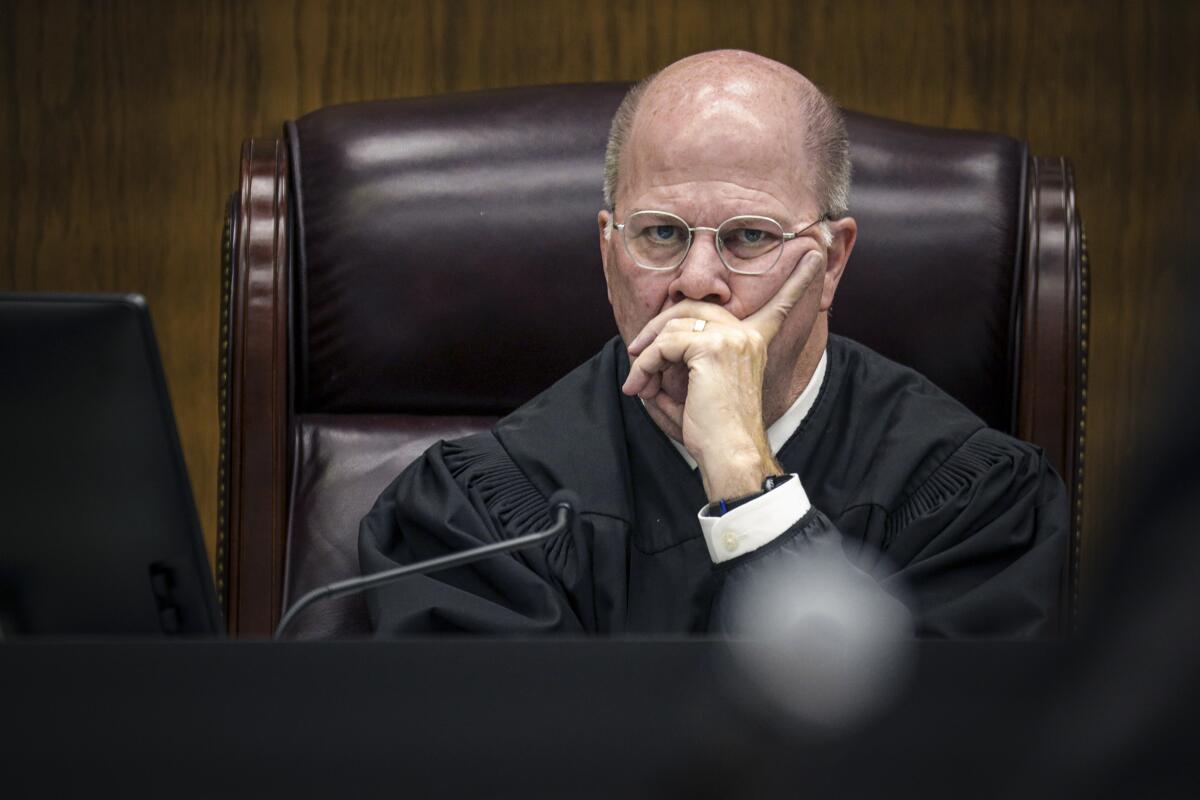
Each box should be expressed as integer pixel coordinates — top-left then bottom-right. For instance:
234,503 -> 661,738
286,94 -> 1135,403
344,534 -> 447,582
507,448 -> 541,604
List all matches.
720,327 -> 752,349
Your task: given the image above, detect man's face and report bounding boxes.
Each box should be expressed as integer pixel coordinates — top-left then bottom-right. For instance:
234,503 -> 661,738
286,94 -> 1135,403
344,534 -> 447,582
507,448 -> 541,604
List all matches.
598,71 -> 850,409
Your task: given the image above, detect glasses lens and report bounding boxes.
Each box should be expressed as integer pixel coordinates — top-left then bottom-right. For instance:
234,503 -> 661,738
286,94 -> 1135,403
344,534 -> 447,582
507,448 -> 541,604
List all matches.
718,216 -> 785,274
623,212 -> 690,269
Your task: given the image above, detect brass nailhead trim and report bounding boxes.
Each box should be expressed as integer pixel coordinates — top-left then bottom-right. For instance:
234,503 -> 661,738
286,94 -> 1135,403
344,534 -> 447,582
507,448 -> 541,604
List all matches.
216,199 -> 235,617
1071,220 -> 1090,633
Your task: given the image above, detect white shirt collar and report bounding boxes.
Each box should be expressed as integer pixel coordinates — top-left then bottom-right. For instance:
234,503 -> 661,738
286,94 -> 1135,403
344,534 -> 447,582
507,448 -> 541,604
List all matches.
667,349 -> 828,470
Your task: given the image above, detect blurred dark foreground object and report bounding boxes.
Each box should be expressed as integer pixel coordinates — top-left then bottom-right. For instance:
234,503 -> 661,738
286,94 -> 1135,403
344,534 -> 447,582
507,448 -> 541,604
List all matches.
1004,199 -> 1200,797
1,635 -> 1195,798
0,639 -> 1083,798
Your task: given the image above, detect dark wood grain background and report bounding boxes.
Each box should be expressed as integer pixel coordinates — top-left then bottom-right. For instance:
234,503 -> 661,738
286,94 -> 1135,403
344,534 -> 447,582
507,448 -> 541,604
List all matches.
3,0 -> 1197,600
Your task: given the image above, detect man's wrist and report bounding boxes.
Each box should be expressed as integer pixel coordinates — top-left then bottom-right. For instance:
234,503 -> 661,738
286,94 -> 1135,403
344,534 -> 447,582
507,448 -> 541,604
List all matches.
699,445 -> 782,502
697,473 -> 811,563
703,474 -> 794,517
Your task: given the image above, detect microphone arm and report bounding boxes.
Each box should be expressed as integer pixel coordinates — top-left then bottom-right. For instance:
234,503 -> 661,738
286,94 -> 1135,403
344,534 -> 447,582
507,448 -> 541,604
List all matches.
274,491 -> 579,640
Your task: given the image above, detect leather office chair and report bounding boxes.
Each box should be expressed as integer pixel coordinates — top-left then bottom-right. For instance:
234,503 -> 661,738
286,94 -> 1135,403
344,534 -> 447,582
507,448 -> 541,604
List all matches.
219,83 -> 1087,638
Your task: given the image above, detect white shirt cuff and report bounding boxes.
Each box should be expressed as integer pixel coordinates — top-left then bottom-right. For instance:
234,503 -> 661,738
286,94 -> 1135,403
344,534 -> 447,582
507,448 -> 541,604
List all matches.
697,474 -> 812,564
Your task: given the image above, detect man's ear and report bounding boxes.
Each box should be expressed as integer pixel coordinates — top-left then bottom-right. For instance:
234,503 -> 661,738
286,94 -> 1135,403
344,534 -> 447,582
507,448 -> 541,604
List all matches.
820,216 -> 857,311
597,209 -> 615,304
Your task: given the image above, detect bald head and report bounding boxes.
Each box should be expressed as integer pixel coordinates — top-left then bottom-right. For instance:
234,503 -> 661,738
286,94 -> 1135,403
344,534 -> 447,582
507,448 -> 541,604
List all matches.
602,50 -> 850,222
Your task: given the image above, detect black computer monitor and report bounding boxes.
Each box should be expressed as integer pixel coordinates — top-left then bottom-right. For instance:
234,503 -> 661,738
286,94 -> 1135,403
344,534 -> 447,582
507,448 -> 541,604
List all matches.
0,293 -> 223,636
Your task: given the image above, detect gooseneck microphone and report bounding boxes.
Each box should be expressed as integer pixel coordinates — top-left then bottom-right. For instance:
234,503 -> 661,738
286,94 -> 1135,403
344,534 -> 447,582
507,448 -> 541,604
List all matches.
274,490 -> 581,640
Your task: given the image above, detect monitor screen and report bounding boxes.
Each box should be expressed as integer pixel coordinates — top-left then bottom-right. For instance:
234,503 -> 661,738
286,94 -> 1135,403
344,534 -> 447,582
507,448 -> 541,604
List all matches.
0,293 -> 223,636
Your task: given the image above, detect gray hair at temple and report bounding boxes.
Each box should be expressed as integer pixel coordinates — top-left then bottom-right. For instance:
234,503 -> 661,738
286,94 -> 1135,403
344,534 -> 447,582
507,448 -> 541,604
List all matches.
601,72 -> 853,234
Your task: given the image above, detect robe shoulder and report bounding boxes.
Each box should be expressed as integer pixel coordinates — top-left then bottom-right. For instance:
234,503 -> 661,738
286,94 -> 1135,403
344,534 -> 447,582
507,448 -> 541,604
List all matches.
806,337 -> 1068,635
358,433 -> 591,634
360,432 -> 553,561
362,332 -> 630,567
491,337 -> 634,521
809,335 -> 1058,516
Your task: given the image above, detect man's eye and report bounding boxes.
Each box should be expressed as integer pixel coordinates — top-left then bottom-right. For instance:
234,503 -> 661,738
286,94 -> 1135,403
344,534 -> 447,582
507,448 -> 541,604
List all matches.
650,225 -> 681,242
733,228 -> 766,244
723,227 -> 780,254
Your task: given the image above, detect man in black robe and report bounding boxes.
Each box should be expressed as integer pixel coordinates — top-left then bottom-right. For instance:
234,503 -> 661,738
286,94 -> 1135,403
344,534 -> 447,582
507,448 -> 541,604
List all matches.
360,50 -> 1066,637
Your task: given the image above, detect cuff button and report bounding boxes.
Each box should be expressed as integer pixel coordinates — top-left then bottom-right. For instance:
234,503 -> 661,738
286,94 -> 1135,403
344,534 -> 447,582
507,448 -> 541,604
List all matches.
723,531 -> 740,552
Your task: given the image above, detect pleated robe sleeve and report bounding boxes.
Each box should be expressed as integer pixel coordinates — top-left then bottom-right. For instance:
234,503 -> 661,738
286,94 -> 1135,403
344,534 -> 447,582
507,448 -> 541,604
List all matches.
713,427 -> 1068,637
358,434 -> 586,635
877,427 -> 1068,636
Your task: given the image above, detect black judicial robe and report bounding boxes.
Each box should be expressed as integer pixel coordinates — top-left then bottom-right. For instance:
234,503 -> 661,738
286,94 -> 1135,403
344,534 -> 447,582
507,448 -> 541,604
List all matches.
359,335 -> 1067,637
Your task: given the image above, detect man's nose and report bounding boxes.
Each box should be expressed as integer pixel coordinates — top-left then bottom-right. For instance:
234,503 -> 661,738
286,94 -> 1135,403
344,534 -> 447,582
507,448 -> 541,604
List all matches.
667,229 -> 731,306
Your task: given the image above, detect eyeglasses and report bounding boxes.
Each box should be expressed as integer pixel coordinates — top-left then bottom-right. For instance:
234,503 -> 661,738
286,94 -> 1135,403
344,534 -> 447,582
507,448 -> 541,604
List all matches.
614,210 -> 829,275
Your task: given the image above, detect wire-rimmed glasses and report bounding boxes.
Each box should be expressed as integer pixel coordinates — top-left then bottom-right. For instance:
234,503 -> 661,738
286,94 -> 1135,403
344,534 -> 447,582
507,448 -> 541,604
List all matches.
614,210 -> 828,275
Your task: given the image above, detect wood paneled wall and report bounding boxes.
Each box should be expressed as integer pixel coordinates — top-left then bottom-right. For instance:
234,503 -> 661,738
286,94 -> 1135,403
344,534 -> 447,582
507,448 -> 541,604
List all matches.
3,0 -> 1197,598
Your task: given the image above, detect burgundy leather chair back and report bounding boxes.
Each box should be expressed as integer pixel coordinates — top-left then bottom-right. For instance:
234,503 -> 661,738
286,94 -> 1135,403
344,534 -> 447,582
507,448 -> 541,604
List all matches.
220,83 -> 1087,638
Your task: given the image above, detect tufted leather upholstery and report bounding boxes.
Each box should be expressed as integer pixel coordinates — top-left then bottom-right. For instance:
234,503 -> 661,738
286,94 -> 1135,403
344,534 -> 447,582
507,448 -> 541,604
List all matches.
220,83 -> 1086,638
